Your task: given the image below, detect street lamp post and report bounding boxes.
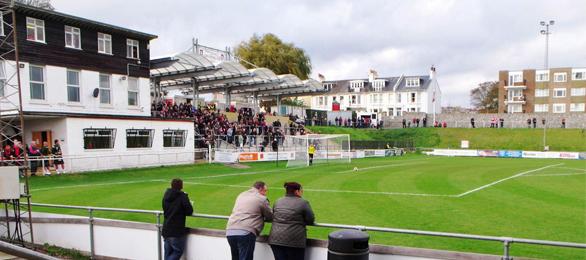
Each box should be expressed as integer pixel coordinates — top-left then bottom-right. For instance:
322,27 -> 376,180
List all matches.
540,20 -> 554,151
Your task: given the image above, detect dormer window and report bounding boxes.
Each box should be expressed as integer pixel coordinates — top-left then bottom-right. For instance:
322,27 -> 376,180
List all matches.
65,26 -> 81,49
349,80 -> 364,92
323,83 -> 335,91
406,78 -> 420,87
372,79 -> 386,91
26,17 -> 45,43
127,39 -> 139,59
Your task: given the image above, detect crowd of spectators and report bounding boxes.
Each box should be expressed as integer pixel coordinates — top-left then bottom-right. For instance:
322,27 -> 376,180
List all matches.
151,101 -> 307,150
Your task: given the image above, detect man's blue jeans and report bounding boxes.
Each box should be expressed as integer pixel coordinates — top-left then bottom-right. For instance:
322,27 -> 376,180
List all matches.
164,236 -> 187,260
227,233 -> 256,260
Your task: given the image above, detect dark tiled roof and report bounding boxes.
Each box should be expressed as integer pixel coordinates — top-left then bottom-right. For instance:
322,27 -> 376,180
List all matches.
321,75 -> 431,94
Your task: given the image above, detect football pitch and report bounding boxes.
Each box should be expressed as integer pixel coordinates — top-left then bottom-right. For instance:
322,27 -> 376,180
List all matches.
28,155 -> 586,259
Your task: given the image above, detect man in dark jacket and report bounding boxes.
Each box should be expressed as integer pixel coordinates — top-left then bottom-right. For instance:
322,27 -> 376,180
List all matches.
268,182 -> 315,260
162,179 -> 194,260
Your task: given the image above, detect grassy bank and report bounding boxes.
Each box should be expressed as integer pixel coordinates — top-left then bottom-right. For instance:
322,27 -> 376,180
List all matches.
307,126 -> 586,151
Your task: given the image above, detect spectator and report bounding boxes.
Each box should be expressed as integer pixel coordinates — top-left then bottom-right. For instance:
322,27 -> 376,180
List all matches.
402,119 -> 406,128
499,118 -> 504,128
532,118 -> 537,128
470,118 -> 475,128
542,118 -> 546,126
51,139 -> 64,174
269,182 -> 315,260
162,178 -> 194,260
2,144 -> 12,166
40,141 -> 51,176
416,118 -> 420,128
442,121 -> 447,128
227,181 -> 273,260
527,118 -> 531,128
27,141 -> 42,176
561,118 -> 566,128
422,117 -> 427,127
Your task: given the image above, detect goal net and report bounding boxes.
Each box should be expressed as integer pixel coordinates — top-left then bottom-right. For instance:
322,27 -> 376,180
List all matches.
284,134 -> 351,167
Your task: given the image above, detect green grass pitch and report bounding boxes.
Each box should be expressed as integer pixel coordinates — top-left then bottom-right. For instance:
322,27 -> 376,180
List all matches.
27,155 -> 586,259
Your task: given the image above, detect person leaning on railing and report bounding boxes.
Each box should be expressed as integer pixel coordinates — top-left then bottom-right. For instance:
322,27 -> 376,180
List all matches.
162,178 -> 194,260
268,182 -> 315,260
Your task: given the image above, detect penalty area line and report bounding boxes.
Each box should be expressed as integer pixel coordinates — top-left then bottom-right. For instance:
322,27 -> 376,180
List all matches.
182,181 -> 455,197
456,163 -> 563,198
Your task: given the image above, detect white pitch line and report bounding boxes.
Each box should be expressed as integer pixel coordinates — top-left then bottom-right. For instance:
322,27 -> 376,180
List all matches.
522,172 -> 586,177
337,159 -> 432,173
552,166 -> 586,172
456,163 -> 563,197
30,179 -> 165,192
183,181 -> 455,197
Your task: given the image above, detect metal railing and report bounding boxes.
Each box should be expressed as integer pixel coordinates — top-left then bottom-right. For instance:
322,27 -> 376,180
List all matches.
25,203 -> 586,260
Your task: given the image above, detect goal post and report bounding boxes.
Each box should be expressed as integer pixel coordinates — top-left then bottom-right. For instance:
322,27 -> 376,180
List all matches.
284,134 -> 351,167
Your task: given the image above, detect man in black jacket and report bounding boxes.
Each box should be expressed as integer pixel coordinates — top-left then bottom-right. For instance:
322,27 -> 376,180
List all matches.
162,179 -> 194,260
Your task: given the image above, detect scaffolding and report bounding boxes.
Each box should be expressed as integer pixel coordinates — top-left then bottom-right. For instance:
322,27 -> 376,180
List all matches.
0,0 -> 34,247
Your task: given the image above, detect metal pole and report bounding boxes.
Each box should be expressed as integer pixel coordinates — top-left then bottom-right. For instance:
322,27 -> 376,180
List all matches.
156,213 -> 162,260
503,240 -> 511,260
88,208 -> 95,259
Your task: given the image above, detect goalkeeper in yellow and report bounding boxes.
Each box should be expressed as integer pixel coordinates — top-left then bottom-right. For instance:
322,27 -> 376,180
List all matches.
308,143 -> 316,166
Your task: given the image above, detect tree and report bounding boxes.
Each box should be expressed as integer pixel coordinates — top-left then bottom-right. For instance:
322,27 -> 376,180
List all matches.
470,81 -> 498,113
16,0 -> 55,10
235,33 -> 312,80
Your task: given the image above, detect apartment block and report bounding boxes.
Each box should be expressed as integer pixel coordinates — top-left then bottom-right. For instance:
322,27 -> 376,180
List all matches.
498,67 -> 586,113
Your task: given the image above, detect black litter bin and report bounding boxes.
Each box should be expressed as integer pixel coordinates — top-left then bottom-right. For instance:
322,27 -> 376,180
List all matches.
327,229 -> 369,260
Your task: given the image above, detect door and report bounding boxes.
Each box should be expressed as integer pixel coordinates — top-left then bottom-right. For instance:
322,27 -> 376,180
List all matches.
31,131 -> 52,148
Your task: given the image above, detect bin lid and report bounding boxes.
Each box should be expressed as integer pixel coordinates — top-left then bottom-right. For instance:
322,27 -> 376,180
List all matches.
328,229 -> 369,253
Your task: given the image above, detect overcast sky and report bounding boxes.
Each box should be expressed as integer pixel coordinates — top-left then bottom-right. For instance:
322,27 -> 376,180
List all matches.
52,0 -> 586,107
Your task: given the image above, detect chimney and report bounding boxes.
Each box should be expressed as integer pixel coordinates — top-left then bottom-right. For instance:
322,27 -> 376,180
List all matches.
430,65 -> 437,79
368,69 -> 378,82
318,73 -> 325,82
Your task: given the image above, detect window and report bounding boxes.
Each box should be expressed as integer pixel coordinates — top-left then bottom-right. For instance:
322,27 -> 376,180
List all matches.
536,70 -> 549,82
318,96 -> 324,106
64,26 -> 81,49
29,65 -> 44,100
127,39 -> 139,59
126,129 -> 154,148
508,72 -> 522,84
397,93 -> 402,103
571,88 -> 586,96
83,128 -> 116,149
509,104 -> 522,113
349,80 -> 364,90
535,89 -> 549,97
128,77 -> 139,106
553,104 -> 566,113
98,33 -> 112,54
572,69 -> 586,80
406,78 -> 420,87
534,104 -> 549,112
323,83 -> 334,91
554,73 -> 567,82
570,103 -> 585,112
350,95 -> 357,105
370,94 -> 382,104
410,93 -> 416,102
553,88 -> 566,98
163,130 -> 186,147
67,70 -> 80,102
0,61 -> 5,97
99,74 -> 111,104
26,17 -> 45,42
372,80 -> 385,91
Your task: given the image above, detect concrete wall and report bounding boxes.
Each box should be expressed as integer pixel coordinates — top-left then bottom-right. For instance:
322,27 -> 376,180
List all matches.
383,112 -> 586,129
0,212 -> 501,260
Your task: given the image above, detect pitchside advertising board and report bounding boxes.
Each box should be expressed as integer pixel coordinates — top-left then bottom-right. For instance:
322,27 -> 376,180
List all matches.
430,149 -> 581,160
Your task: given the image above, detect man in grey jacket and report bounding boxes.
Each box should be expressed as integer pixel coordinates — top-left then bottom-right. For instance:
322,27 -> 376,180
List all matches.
226,181 -> 273,260
268,182 -> 315,260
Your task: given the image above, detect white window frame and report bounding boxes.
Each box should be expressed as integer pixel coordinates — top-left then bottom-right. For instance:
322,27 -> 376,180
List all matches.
534,104 -> 549,112
349,80 -> 364,90
99,74 -> 111,104
509,104 -> 522,113
535,70 -> 549,82
553,73 -> 567,82
26,17 -> 45,43
0,13 -> 4,36
98,33 -> 112,55
570,88 -> 586,96
508,72 -> 523,84
552,103 -> 566,113
553,88 -> 566,98
535,89 -> 549,97
406,78 -> 420,87
29,65 -> 45,100
397,93 -> 402,103
570,103 -> 585,112
66,69 -> 81,103
64,25 -> 81,49
572,69 -> 586,80
128,77 -> 139,106
126,39 -> 139,59
372,79 -> 385,91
